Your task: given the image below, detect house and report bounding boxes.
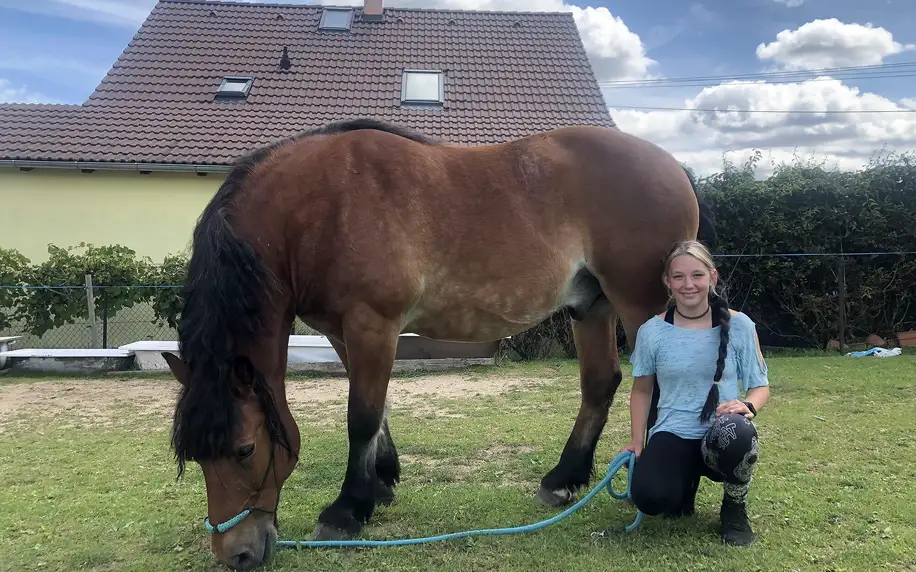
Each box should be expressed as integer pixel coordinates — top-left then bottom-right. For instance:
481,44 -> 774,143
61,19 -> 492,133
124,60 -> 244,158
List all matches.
0,0 -> 616,264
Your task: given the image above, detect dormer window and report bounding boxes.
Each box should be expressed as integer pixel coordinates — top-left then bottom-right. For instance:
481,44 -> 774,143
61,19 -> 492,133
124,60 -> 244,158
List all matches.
319,8 -> 352,30
401,70 -> 444,105
216,76 -> 253,98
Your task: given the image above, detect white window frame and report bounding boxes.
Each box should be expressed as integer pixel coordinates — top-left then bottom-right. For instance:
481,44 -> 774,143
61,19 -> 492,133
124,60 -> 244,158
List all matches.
216,76 -> 253,98
400,69 -> 444,105
319,8 -> 353,30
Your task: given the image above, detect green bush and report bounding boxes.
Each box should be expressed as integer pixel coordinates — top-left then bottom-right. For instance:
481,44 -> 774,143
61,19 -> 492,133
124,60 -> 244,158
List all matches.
144,252 -> 188,329
16,243 -> 155,336
0,244 -> 188,338
0,247 -> 30,331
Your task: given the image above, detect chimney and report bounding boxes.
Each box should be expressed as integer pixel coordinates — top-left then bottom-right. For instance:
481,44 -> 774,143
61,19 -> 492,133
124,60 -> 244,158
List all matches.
363,0 -> 383,21
279,46 -> 291,71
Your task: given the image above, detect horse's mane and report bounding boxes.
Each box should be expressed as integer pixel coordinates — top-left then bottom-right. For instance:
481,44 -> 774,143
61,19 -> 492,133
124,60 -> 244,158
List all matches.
171,118 -> 431,476
243,118 -> 440,165
295,117 -> 441,145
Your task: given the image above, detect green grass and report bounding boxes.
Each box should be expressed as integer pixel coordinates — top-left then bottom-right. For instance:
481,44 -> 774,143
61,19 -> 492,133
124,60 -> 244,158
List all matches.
1,354 -> 915,571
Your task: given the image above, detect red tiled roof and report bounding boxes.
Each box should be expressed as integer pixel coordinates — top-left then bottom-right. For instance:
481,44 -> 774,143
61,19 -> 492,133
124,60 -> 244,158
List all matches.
0,0 -> 615,168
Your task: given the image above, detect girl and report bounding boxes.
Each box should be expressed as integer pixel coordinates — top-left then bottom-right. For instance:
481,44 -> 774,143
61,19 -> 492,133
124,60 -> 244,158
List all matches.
623,240 -> 770,546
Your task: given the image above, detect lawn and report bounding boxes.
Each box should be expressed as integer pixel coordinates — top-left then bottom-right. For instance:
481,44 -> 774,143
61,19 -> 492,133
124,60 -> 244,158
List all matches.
1,352 -> 914,572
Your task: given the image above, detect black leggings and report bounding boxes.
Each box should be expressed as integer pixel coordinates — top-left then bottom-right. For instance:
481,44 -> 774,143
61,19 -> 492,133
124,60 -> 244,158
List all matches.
630,412 -> 760,515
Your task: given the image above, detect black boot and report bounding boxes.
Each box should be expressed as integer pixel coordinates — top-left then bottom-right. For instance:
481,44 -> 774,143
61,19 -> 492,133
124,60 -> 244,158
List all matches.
719,497 -> 755,546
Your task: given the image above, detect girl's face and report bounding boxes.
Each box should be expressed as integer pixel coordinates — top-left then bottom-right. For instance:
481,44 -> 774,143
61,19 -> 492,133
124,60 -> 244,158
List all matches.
665,254 -> 718,309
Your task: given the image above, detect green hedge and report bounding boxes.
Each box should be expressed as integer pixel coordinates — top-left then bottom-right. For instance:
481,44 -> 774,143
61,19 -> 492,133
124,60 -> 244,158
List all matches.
3,150 -> 915,352
701,149 -> 916,349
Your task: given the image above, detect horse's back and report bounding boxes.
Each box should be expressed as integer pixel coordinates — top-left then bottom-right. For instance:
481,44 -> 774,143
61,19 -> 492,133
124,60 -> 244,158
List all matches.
244,123 -> 700,341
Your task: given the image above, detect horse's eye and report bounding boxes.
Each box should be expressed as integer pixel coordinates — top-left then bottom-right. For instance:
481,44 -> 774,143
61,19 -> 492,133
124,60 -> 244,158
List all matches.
236,444 -> 255,462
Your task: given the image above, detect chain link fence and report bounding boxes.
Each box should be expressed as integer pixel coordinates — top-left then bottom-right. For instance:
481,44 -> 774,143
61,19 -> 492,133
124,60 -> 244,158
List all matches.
0,283 -> 317,350
2,251 -> 916,352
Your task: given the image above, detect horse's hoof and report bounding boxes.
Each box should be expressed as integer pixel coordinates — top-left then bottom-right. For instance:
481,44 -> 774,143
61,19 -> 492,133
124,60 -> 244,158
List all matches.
536,485 -> 576,507
375,483 -> 396,507
311,523 -> 356,542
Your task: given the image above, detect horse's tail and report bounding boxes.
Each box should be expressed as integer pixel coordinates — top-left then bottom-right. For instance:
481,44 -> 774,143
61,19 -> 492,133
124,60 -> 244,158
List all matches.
683,166 -> 717,249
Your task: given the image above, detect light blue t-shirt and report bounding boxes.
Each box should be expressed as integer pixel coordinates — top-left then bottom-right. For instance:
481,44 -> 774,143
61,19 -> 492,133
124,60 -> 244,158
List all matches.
628,311 -> 769,440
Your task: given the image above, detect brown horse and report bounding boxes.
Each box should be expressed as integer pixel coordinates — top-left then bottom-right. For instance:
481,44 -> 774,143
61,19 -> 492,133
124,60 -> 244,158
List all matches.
161,118 -> 714,570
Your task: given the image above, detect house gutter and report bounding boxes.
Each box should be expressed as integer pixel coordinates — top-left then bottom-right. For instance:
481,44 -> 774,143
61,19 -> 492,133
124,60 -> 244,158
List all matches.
0,159 -> 231,174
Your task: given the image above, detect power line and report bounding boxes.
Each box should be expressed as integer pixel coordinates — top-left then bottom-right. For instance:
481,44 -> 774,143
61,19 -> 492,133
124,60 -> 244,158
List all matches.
601,61 -> 916,113
713,251 -> 916,258
608,104 -> 916,114
597,61 -> 916,89
599,72 -> 916,90
614,61 -> 916,82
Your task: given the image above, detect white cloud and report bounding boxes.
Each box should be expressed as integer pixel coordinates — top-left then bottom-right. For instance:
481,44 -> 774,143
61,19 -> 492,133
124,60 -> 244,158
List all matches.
569,6 -> 657,80
757,18 -> 916,70
0,79 -> 59,104
772,0 -> 804,7
613,17 -> 916,178
52,0 -> 154,26
0,56 -> 109,81
612,76 -> 916,177
0,0 -> 155,28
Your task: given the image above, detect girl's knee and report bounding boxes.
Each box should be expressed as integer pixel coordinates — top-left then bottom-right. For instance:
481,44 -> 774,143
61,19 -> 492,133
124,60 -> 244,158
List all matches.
630,472 -> 681,516
703,413 -> 760,482
705,412 -> 757,450
630,464 -> 682,516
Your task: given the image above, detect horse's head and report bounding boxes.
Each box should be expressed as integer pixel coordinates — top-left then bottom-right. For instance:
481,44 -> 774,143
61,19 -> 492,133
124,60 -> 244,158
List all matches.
163,351 -> 300,571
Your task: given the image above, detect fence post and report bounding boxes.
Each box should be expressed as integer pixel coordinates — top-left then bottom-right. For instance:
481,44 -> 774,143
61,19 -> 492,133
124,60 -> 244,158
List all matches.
837,256 -> 846,353
85,273 -> 98,348
102,300 -> 108,349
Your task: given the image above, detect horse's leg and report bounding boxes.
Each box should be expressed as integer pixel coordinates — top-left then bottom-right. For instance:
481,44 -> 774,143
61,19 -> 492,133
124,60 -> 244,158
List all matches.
537,297 -> 621,506
327,335 -> 400,508
313,313 -> 399,540
328,336 -> 350,376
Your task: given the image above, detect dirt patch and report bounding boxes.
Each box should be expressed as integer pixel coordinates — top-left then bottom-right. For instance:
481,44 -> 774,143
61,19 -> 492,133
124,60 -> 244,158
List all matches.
284,373 -> 544,407
399,444 -> 540,485
0,372 -> 548,429
0,379 -> 179,426
482,444 -> 538,457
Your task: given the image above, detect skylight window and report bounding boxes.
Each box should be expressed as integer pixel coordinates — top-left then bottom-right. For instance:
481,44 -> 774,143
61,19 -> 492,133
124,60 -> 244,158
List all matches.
319,8 -> 352,30
216,76 -> 253,98
401,70 -> 444,105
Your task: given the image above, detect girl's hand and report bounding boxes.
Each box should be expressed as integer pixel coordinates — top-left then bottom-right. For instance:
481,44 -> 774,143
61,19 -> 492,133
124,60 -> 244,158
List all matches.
716,399 -> 754,418
621,439 -> 643,458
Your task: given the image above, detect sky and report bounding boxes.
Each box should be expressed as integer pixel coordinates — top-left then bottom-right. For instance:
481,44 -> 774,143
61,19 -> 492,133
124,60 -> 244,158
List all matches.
0,0 -> 914,177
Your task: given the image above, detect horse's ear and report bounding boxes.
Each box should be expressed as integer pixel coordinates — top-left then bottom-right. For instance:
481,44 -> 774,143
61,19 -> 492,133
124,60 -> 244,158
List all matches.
231,355 -> 257,390
162,352 -> 189,387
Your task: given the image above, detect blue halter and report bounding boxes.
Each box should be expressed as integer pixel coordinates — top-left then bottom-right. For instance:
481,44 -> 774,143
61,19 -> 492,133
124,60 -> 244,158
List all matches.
203,447 -> 277,534
205,509 -> 253,534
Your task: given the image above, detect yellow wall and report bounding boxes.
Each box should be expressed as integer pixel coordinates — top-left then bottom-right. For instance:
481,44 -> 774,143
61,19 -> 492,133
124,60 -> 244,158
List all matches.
0,168 -> 223,263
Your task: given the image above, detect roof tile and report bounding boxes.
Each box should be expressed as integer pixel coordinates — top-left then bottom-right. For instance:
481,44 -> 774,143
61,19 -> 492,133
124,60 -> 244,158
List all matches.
0,0 -> 614,166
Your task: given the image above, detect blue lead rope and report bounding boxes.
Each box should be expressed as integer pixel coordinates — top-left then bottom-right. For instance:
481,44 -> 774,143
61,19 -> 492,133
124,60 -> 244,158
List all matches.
276,450 -> 643,549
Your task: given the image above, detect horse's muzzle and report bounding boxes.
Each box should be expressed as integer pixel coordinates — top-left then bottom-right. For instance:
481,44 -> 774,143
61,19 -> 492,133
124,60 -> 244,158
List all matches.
219,520 -> 277,571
